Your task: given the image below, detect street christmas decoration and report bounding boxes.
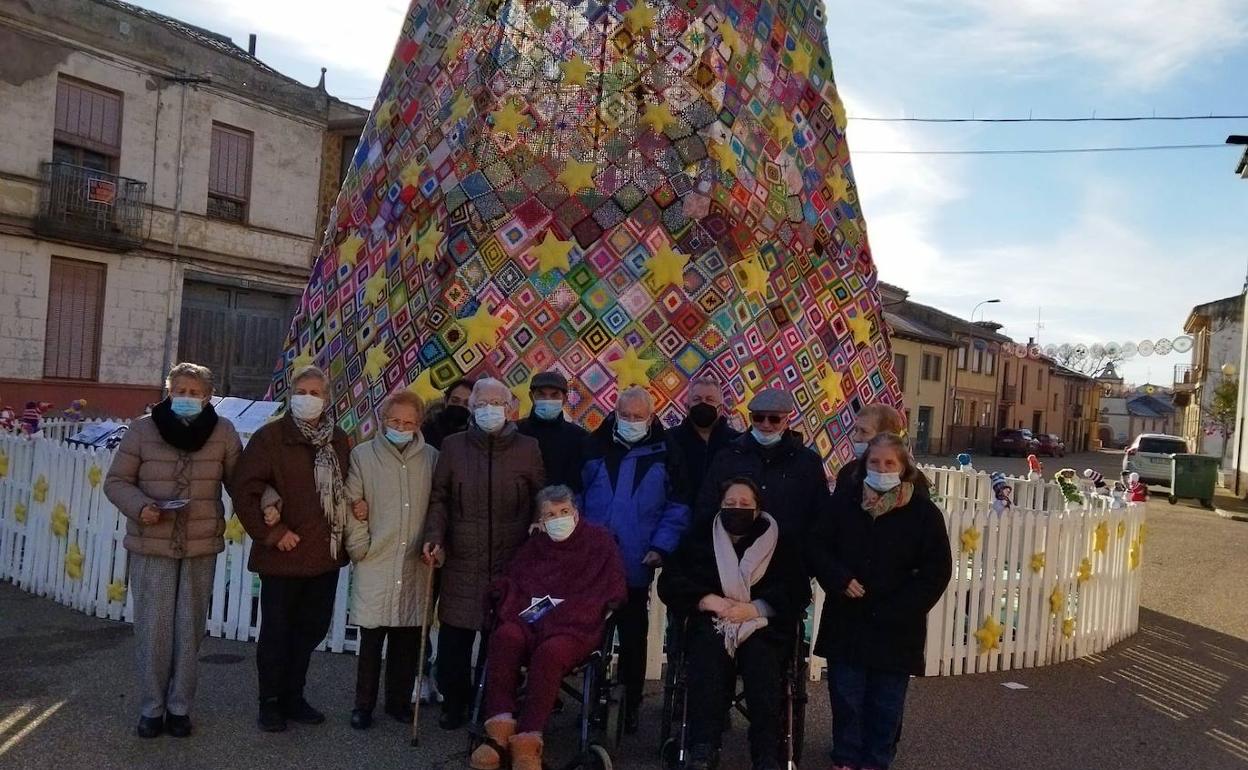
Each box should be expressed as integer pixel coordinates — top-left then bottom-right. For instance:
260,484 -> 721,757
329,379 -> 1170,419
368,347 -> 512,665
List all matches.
271,0 -> 900,471
999,335 -> 1193,361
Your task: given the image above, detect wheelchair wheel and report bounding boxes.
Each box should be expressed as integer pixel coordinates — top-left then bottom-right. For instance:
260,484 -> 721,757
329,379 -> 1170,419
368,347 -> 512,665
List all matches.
660,737 -> 681,770
589,744 -> 613,770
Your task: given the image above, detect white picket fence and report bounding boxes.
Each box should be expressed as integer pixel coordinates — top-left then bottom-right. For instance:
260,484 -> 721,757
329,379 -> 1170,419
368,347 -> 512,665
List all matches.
0,432 -> 1144,679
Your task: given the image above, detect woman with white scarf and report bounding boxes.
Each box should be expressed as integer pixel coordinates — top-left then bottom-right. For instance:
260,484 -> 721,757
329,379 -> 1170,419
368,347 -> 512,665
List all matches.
658,477 -> 811,770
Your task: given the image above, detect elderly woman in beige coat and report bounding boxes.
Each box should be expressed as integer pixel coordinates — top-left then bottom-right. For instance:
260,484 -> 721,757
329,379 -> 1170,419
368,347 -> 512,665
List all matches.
343,390 -> 439,729
104,363 -> 241,739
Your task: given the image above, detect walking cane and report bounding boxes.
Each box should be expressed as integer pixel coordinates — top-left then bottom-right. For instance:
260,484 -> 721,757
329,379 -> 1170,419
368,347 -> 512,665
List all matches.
411,565 -> 437,747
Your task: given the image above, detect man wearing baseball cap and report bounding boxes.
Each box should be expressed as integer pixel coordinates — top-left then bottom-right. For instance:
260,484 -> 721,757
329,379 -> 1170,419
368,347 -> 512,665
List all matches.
518,371 -> 588,491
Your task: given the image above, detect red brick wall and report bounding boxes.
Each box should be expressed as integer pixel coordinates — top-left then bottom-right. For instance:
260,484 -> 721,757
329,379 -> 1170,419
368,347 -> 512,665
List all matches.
0,377 -> 160,420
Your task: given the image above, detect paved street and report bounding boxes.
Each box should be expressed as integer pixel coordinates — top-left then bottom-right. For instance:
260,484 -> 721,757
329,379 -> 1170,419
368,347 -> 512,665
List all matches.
4,482 -> 1248,769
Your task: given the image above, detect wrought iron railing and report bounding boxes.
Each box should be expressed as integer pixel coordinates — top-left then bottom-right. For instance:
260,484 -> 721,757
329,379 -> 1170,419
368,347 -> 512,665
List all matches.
33,161 -> 146,251
1173,364 -> 1199,388
1001,384 -> 1017,403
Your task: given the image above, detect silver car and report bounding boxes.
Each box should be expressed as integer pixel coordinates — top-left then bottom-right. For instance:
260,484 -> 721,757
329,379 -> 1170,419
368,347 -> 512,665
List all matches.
1122,433 -> 1189,485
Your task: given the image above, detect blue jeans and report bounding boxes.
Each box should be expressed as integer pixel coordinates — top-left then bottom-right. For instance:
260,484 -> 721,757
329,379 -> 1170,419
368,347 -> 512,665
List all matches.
828,663 -> 910,770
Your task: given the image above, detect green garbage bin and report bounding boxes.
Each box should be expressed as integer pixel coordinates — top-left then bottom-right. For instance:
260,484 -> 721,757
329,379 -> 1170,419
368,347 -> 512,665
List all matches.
1169,454 -> 1220,509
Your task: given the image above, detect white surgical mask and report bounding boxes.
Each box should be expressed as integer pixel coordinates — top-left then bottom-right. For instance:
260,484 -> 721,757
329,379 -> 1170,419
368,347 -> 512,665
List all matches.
865,470 -> 902,492
170,396 -> 204,419
751,427 -> 782,447
543,515 -> 577,542
290,394 -> 325,422
852,441 -> 869,458
385,427 -> 414,445
533,399 -> 563,421
616,417 -> 648,444
474,405 -> 507,433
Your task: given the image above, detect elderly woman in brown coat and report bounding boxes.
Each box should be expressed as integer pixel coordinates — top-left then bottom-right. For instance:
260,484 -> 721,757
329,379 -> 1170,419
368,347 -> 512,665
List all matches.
422,377 -> 545,729
104,362 -> 241,739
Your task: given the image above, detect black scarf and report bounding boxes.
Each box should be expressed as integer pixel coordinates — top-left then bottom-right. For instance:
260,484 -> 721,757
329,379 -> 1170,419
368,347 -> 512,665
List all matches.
151,398 -> 219,453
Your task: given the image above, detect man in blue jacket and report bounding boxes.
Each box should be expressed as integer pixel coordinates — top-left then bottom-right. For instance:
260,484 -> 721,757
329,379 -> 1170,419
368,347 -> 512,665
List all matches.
579,385 -> 690,733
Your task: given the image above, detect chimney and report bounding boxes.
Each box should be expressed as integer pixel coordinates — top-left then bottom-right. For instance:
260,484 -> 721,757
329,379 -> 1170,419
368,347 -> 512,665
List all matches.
248,34 -> 257,56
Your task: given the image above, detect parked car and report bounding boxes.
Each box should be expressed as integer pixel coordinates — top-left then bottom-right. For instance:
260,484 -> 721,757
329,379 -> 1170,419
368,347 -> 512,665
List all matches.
1037,433 -> 1066,458
991,429 -> 1041,457
1122,434 -> 1189,486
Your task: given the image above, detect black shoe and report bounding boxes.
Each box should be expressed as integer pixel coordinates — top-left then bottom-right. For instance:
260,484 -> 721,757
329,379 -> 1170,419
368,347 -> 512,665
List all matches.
350,709 -> 373,730
384,703 -> 414,723
282,697 -> 325,725
624,708 -> 640,735
438,710 -> 466,730
257,699 -> 287,733
687,744 -> 718,770
136,715 -> 163,739
164,713 -> 192,738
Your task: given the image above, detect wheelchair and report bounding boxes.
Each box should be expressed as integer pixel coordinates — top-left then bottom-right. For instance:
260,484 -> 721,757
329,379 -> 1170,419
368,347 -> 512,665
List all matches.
658,611 -> 809,769
468,612 -> 626,770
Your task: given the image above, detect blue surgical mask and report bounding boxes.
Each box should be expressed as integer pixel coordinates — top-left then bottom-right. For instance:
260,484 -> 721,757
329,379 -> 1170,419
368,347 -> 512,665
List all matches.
751,427 -> 782,447
543,515 -> 577,542
852,441 -> 869,458
533,399 -> 564,421
474,405 -> 507,433
616,417 -> 649,444
171,397 -> 203,418
865,470 -> 902,492
385,427 -> 414,445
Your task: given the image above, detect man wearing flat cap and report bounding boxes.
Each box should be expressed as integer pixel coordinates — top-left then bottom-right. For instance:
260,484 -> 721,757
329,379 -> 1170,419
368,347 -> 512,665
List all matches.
518,371 -> 589,491
695,386 -> 830,537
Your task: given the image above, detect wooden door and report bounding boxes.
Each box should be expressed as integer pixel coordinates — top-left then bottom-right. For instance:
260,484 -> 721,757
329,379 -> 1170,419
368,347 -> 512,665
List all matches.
178,281 -> 294,399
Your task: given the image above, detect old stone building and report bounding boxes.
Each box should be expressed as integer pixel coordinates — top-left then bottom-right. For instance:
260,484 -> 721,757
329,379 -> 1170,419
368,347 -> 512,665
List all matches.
0,0 -> 365,414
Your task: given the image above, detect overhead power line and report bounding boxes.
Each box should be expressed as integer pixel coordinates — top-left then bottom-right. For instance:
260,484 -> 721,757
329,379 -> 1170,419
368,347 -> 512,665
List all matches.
848,113 -> 1248,124
855,143 -> 1229,156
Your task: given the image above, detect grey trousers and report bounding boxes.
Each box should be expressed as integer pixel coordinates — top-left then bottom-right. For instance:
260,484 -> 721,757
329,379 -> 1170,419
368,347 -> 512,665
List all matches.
130,553 -> 216,718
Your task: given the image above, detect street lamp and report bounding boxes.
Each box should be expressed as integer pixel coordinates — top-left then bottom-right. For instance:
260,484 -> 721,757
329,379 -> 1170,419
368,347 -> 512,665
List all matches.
972,298 -> 1002,323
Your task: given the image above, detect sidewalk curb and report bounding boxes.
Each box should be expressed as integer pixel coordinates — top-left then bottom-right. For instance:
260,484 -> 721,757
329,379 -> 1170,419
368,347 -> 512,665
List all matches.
1215,508 -> 1248,523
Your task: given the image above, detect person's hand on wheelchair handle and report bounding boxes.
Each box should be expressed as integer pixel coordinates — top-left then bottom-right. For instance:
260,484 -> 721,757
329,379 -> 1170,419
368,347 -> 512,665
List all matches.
844,578 -> 867,599
642,549 -> 663,568
421,542 -> 445,567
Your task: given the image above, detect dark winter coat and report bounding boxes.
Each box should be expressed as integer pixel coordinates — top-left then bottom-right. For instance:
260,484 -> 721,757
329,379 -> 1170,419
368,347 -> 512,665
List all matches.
421,404 -> 470,450
423,423 -> 545,630
658,514 -> 811,641
668,417 -> 741,502
695,431 -> 830,537
579,416 -> 690,588
806,487 -> 952,675
518,413 -> 588,491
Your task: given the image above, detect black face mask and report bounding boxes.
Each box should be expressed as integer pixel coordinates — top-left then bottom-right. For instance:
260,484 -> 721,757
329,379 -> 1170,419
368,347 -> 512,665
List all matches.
719,507 -> 756,537
442,404 -> 470,429
689,403 -> 719,429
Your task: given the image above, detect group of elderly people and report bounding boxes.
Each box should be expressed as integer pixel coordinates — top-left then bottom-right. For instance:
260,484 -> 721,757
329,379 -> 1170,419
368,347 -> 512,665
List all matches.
105,361 -> 951,770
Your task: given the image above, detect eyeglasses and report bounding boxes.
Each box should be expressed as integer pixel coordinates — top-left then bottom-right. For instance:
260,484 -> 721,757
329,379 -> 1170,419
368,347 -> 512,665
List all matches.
750,413 -> 786,426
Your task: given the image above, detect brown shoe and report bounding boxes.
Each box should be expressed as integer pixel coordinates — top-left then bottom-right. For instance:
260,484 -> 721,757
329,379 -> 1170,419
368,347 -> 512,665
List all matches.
509,732 -> 544,770
469,716 -> 516,770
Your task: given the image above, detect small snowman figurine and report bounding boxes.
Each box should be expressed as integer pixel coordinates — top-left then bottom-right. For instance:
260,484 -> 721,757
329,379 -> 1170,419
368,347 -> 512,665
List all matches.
956,452 -> 974,473
991,471 -> 1013,515
1027,454 -> 1044,481
1109,481 -> 1127,509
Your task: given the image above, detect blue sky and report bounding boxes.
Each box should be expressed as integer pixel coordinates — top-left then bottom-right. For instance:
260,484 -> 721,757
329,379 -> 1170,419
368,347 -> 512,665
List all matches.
135,0 -> 1248,384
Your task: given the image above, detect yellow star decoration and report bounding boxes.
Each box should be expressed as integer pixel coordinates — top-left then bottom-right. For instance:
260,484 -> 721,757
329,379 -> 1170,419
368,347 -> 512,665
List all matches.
416,224 -> 444,264
451,91 -> 474,121
107,580 -> 127,603
609,346 -> 657,389
1116,520 -> 1127,539
830,95 -> 847,132
530,5 -> 554,29
1062,617 -> 1077,638
224,514 -> 246,544
974,615 -> 1003,653
960,526 -> 981,554
770,109 -> 795,145
400,159 -> 425,188
530,231 -> 575,274
1030,552 -> 1046,573
292,350 -> 316,371
642,102 -> 679,134
558,159 -> 597,194
444,31 -> 465,62
33,474 -> 48,503
645,243 -> 689,288
1128,539 -> 1141,570
623,1 -> 656,33
87,465 -> 102,488
735,379 -> 758,420
848,314 -> 873,346
1138,524 -> 1148,543
817,368 -> 843,407
14,502 -> 27,524
1077,557 -> 1093,584
1093,521 -> 1109,553
362,344 -> 391,382
461,304 -> 508,349
1049,585 -> 1065,616
718,21 -> 745,56
50,502 -> 69,538
373,99 -> 394,127
788,44 -> 812,76
363,269 -> 388,306
512,380 -> 534,417
827,167 -> 850,201
65,543 -> 84,581
0,451 -> 7,478
710,139 -> 739,175
339,233 -> 364,268
491,100 -> 528,136
407,369 -> 443,403
561,53 -> 591,85
734,257 -> 770,295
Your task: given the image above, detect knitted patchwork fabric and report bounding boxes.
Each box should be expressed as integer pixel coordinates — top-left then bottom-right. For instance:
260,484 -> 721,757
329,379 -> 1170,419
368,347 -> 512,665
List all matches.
272,0 -> 900,475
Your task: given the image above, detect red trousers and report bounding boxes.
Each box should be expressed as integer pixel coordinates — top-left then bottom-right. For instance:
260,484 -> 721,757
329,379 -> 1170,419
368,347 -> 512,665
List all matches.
483,621 -> 595,733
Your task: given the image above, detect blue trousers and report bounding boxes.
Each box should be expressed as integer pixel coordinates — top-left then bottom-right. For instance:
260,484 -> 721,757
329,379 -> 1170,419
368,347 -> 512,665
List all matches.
828,663 -> 910,770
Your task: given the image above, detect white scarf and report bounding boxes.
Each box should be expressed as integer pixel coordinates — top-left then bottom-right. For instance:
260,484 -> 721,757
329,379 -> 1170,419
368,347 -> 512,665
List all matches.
712,511 -> 778,656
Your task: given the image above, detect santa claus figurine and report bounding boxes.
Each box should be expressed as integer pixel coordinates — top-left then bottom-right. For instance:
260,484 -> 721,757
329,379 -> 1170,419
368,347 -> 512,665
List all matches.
1127,472 -> 1149,504
1027,454 -> 1044,481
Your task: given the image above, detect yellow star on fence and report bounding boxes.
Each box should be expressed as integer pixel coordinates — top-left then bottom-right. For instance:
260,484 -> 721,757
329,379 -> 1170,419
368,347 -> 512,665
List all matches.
1138,523 -> 1148,543
1030,552 -> 1046,573
623,1 -> 656,33
224,514 -> 246,544
1093,521 -> 1109,553
362,344 -> 391,381
14,502 -> 27,523
788,44 -> 812,77
1077,557 -> 1093,584
530,5 -> 554,30
817,368 -> 843,407
770,109 -> 795,145
734,257 -> 769,295
461,304 -> 508,349
65,543 -> 84,581
0,451 -> 8,479
107,580 -> 127,603
33,474 -> 48,503
512,379 -> 534,417
558,159 -> 597,194
848,314 -> 873,346
561,53 -> 591,85
975,615 -> 1003,653
530,231 -> 575,274
1049,585 -> 1065,615
960,526 -> 981,554
363,269 -> 388,306
451,91 -> 474,121
1129,539 -> 1141,570
50,502 -> 69,538
339,233 -> 364,269
642,102 -> 678,134
710,139 -> 739,175
492,100 -> 528,136
416,224 -> 444,264
407,369 -> 443,403
87,465 -> 102,488
719,21 -> 745,56
645,243 -> 689,288
609,346 -> 657,389
1062,617 -> 1077,638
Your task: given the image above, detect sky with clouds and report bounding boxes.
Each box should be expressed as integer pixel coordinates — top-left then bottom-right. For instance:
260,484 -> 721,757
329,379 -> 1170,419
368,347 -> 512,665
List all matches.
135,0 -> 1248,384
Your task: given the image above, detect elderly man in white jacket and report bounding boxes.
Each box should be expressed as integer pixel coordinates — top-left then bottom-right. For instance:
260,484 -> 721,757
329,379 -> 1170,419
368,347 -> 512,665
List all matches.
344,390 -> 438,729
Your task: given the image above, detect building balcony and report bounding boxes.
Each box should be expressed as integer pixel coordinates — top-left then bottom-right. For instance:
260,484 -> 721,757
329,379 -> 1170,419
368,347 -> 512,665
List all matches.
33,161 -> 147,252
1173,364 -> 1200,391
1001,384 -> 1017,403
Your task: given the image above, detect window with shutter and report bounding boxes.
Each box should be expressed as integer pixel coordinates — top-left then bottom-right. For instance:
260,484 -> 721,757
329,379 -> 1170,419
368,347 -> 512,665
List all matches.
44,257 -> 106,380
53,77 -> 122,171
893,353 -> 908,387
208,123 -> 253,223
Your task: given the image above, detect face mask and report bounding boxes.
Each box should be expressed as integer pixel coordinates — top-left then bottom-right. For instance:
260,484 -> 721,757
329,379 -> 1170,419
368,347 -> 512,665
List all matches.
688,403 -> 719,429
170,397 -> 203,419
852,441 -> 869,459
543,515 -> 577,542
533,399 -> 564,421
719,507 -> 756,537
442,404 -> 470,429
474,405 -> 507,433
386,427 -> 414,445
751,427 -> 783,447
616,417 -> 649,444
865,470 -> 902,492
290,394 -> 325,422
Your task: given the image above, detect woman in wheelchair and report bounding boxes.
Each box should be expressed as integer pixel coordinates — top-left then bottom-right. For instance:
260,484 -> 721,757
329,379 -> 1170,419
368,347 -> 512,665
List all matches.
657,477 -> 811,770
469,485 -> 627,770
